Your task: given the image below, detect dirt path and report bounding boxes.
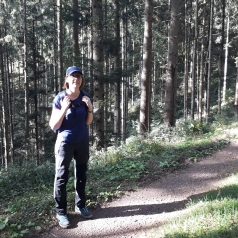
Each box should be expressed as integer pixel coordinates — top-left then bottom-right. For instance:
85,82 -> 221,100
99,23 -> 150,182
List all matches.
36,141 -> 238,238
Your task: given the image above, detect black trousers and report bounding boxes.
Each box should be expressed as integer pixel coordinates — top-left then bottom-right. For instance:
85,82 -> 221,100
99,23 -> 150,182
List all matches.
54,137 -> 89,215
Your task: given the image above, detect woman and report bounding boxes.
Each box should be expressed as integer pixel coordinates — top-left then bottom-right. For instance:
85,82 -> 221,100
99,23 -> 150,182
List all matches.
49,66 -> 93,229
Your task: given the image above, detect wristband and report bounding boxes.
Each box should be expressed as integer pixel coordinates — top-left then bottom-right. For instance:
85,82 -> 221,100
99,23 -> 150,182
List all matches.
88,110 -> 93,113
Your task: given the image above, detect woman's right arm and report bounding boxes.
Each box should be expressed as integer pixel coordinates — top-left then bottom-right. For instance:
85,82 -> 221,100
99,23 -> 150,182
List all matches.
49,96 -> 71,131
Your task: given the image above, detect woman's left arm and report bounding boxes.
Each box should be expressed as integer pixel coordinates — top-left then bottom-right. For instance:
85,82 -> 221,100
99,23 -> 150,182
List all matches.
82,96 -> 93,125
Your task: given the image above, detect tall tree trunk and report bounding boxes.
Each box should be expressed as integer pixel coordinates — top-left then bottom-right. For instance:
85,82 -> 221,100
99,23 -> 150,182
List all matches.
121,5 -> 127,142
0,27 -> 9,169
234,57 -> 238,117
139,0 -> 153,134
53,4 -> 58,93
104,0 -> 108,149
218,0 -> 225,114
72,0 -> 79,64
3,16 -> 14,163
23,0 -> 29,159
92,0 -> 104,149
57,0 -> 63,92
88,1 -> 94,146
191,0 -> 198,120
113,0 -> 121,143
131,40 -> 135,106
198,0 -> 206,123
206,0 -> 214,123
5,50 -> 14,164
184,0 -> 188,120
163,0 -> 182,126
222,0 -> 230,104
32,19 -> 40,165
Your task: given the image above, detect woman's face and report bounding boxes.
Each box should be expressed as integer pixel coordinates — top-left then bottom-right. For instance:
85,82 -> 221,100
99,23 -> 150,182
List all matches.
66,73 -> 82,89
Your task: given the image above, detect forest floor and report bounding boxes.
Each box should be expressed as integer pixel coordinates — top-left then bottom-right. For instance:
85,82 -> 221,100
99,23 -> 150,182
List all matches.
33,139 -> 238,238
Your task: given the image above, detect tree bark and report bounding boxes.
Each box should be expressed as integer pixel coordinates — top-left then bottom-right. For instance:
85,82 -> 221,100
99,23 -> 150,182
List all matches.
234,57 -> 238,117
113,0 -> 121,143
57,0 -> 63,92
163,0 -> 182,126
23,0 -> 29,159
0,27 -> 10,169
92,0 -> 104,149
222,0 -> 230,104
184,0 -> 188,120
198,0 -> 206,123
32,18 -> 40,165
3,16 -> 14,164
121,5 -> 128,142
218,0 -> 225,114
139,0 -> 153,134
72,0 -> 79,64
191,0 -> 198,120
206,0 -> 214,123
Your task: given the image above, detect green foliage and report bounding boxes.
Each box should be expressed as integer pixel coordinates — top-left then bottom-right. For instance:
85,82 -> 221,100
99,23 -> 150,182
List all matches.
181,120 -> 211,135
0,161 -> 55,237
0,161 -> 54,199
213,111 -> 235,126
124,136 -> 164,156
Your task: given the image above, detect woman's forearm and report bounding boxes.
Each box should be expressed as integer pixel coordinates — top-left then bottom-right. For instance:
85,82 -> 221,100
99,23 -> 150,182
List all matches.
86,110 -> 93,125
49,108 -> 68,131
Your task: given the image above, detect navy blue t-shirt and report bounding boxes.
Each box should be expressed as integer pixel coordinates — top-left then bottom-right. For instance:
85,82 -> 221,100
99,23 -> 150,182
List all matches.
53,90 -> 89,143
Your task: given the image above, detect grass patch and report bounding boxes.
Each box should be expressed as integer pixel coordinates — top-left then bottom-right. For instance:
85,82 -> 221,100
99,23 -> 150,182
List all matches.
149,174 -> 238,238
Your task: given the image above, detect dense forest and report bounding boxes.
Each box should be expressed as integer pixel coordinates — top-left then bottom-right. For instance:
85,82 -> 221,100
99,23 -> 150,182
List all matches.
0,0 -> 238,169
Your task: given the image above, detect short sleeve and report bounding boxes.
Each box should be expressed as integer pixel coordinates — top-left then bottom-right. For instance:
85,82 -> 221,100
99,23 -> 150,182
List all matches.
83,91 -> 90,98
53,94 -> 61,110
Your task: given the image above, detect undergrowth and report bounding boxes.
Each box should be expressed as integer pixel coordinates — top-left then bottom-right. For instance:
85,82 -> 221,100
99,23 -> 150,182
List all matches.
0,119 -> 237,237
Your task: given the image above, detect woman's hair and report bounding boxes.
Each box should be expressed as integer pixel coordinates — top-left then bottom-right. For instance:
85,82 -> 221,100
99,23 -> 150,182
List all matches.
62,74 -> 84,90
